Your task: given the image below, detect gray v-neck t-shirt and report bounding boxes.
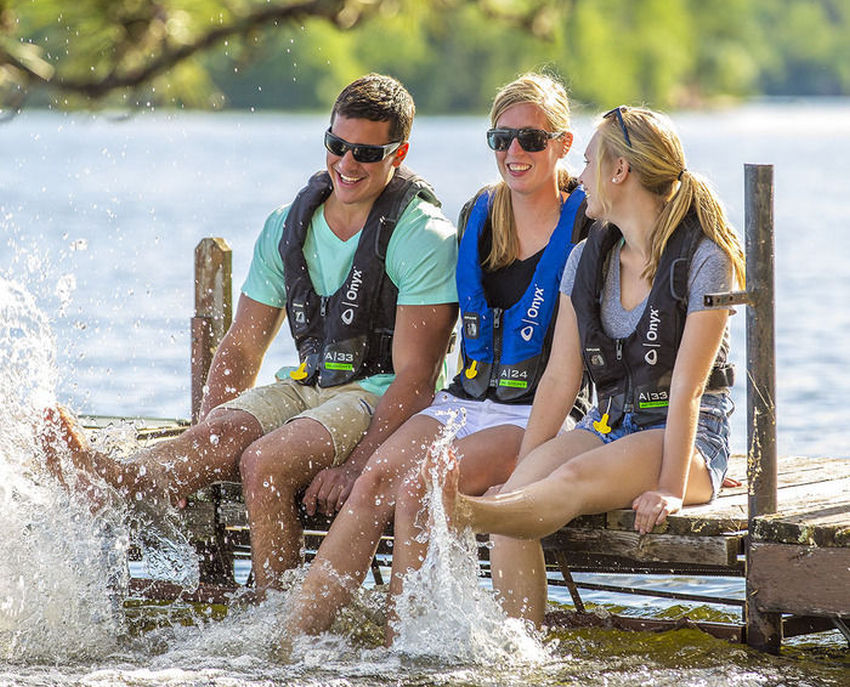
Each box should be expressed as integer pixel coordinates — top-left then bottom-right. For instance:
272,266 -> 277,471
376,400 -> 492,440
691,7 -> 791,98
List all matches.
560,237 -> 734,371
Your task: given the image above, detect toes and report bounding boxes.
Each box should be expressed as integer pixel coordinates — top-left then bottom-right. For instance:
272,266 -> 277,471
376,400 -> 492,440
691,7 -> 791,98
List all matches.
38,405 -> 93,478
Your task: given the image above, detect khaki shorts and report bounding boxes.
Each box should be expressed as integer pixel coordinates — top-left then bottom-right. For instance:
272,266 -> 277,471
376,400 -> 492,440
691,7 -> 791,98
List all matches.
218,379 -> 379,465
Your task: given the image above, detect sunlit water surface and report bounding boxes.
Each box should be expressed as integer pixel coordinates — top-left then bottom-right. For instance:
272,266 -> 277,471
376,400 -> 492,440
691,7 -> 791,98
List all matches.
2,101 -> 850,684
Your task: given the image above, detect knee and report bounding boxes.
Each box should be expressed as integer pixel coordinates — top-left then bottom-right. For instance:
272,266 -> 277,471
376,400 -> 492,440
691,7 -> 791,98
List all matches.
198,408 -> 263,449
239,444 -> 268,499
346,453 -> 395,508
239,441 -> 296,501
550,459 -> 585,488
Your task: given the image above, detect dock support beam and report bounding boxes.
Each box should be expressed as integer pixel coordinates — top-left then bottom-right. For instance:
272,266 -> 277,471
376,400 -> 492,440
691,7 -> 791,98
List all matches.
191,238 -> 232,424
191,238 -> 235,584
743,164 -> 781,652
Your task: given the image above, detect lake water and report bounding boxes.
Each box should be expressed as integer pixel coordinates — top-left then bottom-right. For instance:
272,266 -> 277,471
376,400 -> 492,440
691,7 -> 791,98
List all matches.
3,102 -> 850,457
2,103 -> 850,685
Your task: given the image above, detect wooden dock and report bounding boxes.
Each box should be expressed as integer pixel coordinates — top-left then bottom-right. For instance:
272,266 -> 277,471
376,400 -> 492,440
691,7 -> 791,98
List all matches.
94,424 -> 850,650
99,163 -> 849,653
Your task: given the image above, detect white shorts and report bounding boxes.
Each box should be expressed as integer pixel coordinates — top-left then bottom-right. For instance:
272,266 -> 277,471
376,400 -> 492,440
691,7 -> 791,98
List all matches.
416,391 -> 534,439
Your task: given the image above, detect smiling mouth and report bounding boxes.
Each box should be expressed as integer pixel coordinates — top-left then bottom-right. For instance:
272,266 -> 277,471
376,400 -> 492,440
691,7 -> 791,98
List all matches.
507,163 -> 531,173
336,169 -> 363,185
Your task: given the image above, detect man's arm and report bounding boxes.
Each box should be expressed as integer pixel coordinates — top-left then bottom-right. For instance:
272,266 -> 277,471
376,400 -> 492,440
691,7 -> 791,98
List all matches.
303,302 -> 458,515
199,293 -> 286,419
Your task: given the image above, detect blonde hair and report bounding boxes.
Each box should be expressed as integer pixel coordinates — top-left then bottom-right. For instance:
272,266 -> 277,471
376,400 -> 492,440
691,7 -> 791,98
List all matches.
486,72 -> 573,270
593,106 -> 745,286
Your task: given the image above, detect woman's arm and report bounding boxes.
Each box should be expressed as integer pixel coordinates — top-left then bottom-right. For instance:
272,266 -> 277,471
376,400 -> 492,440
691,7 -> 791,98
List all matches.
516,295 -> 585,461
631,307 -> 729,533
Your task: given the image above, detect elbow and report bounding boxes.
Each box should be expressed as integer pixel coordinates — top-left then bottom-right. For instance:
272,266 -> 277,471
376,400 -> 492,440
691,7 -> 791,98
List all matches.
393,367 -> 439,407
669,377 -> 705,407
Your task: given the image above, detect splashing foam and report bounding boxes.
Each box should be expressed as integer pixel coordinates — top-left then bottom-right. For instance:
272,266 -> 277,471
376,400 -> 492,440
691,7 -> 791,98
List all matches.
0,277 -> 127,662
390,408 -> 549,666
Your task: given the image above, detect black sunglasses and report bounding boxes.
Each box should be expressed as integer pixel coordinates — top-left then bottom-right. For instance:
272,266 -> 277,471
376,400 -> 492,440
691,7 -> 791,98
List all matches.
603,106 -> 632,148
486,127 -> 563,153
324,129 -> 402,163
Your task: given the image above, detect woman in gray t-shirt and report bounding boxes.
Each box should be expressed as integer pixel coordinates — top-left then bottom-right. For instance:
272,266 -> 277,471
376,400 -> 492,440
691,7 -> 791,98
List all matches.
434,106 -> 745,628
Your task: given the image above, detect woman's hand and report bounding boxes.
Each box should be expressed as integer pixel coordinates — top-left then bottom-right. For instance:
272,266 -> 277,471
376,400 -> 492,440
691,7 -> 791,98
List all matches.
631,489 -> 683,535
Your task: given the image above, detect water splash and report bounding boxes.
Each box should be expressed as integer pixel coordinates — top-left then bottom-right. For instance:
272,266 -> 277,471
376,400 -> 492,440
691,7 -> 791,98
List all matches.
391,408 -> 549,666
0,277 -> 129,662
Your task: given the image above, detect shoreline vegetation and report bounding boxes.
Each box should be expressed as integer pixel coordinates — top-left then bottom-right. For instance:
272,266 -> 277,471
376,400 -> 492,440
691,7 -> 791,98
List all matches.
4,1 -> 850,115
10,95 -> 850,123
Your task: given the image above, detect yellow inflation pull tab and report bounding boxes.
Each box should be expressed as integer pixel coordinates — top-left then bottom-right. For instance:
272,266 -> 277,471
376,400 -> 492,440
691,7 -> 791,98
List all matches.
290,361 -> 308,380
464,360 -> 478,379
592,412 -> 613,435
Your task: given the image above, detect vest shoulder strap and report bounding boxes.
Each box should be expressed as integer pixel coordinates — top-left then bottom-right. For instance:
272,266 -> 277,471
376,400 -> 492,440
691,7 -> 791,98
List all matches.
457,186 -> 493,243
571,198 -> 598,244
370,165 -> 441,260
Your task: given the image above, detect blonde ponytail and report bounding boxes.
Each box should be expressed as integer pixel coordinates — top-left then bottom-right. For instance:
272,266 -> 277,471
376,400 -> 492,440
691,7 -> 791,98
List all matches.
595,107 -> 745,287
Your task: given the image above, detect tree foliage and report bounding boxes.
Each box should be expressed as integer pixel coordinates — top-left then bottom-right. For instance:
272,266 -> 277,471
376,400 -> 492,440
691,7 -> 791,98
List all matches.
3,0 -> 850,115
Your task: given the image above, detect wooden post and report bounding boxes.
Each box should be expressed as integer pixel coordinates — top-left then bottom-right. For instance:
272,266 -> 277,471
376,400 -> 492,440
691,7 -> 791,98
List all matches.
743,164 -> 781,652
190,238 -> 235,585
191,238 -> 232,424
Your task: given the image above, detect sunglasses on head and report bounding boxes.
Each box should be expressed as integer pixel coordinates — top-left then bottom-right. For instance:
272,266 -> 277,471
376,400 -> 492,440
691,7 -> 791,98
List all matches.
324,129 -> 402,163
486,127 -> 564,153
603,106 -> 632,148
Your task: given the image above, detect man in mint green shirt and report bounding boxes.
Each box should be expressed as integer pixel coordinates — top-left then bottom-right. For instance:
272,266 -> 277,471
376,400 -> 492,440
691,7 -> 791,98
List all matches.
43,74 -> 458,593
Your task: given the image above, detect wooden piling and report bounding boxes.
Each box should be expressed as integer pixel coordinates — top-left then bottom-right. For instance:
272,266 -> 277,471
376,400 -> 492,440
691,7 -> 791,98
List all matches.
191,238 -> 232,424
189,238 -> 235,584
743,164 -> 781,652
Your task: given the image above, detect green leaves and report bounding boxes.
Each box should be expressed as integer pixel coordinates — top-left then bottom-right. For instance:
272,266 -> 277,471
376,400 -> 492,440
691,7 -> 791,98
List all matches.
3,0 -> 850,113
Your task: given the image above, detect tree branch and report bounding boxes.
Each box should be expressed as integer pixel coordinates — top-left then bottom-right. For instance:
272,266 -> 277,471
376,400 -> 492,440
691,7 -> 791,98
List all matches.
19,0 -> 369,100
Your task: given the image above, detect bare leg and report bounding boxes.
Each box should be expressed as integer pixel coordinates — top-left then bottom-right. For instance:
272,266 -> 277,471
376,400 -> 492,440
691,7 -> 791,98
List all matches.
239,418 -> 336,590
385,425 -> 523,643
40,406 -> 263,506
457,428 -> 713,625
489,430 -> 601,624
284,415 -> 443,636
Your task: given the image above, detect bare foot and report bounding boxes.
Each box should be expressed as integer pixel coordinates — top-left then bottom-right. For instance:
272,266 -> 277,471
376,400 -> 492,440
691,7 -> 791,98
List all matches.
38,407 -> 94,481
38,406 -> 110,508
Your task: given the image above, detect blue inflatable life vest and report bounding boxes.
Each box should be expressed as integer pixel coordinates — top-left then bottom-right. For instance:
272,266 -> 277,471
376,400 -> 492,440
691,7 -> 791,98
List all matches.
457,187 -> 586,403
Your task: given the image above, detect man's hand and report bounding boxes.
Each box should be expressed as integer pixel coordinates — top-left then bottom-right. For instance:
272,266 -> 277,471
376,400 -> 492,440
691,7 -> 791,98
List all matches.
631,489 -> 683,535
302,465 -> 361,516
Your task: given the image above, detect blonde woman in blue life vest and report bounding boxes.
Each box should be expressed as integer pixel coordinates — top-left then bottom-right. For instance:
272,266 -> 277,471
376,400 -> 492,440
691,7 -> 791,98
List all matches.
429,106 -> 746,627
285,73 -> 593,643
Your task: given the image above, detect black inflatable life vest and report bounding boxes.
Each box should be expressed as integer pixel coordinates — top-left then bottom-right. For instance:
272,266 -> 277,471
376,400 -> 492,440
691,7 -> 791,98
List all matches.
280,166 -> 440,387
571,213 -> 734,429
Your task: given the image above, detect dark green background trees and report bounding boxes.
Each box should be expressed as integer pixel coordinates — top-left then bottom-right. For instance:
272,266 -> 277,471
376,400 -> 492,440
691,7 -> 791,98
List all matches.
3,0 -> 850,114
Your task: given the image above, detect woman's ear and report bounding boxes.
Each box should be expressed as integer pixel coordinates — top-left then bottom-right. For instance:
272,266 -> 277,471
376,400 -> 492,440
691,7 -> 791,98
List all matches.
610,156 -> 630,183
560,132 -> 574,158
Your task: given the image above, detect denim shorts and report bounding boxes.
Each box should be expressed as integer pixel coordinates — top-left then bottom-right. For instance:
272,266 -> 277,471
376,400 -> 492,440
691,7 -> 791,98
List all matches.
575,391 -> 733,498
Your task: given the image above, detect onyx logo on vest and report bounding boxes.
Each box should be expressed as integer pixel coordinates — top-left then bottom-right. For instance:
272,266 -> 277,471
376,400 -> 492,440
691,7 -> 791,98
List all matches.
341,268 -> 364,325
463,312 -> 480,339
643,305 -> 661,365
292,302 -> 307,325
521,285 -> 546,342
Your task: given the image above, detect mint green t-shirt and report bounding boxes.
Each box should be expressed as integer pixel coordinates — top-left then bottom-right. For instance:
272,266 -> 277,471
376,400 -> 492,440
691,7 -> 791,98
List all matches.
241,193 -> 458,396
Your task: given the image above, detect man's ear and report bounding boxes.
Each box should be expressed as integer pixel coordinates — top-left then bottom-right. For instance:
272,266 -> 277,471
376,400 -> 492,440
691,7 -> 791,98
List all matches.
392,142 -> 410,167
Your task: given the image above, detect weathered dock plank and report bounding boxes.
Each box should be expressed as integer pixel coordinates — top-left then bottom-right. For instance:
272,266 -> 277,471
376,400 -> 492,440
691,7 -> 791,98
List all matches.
542,526 -> 742,568
749,542 -> 850,616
